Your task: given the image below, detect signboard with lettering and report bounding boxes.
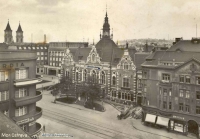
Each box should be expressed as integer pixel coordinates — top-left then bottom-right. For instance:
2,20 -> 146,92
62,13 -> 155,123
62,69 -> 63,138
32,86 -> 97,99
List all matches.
1,63 -> 25,68
16,117 -> 34,125
173,115 -> 184,120
86,65 -> 101,70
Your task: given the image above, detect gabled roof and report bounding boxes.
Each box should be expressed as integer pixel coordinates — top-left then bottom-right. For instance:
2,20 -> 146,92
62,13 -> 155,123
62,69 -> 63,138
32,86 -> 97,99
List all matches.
142,51 -> 200,68
174,57 -> 200,70
5,21 -> 12,31
167,40 -> 200,52
71,47 -> 91,62
17,23 -> 23,32
134,52 -> 150,69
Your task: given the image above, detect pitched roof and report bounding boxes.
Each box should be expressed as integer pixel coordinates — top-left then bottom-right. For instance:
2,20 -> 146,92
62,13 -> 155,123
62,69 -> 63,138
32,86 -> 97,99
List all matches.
5,21 -> 12,31
96,37 -> 123,63
17,23 -> 23,32
142,51 -> 200,68
72,47 -> 91,62
134,52 -> 150,69
167,40 -> 200,52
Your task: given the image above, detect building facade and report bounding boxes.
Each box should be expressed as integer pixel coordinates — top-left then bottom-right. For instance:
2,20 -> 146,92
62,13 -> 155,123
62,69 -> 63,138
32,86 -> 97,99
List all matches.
141,38 -> 200,137
0,46 -> 42,139
59,12 -> 141,105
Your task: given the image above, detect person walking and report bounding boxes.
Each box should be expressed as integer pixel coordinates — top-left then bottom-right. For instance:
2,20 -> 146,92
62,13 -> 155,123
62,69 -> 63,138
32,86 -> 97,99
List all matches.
43,125 -> 45,132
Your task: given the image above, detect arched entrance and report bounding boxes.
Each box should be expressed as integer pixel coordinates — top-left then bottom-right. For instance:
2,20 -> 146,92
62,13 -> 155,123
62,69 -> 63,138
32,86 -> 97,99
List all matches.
188,120 -> 198,136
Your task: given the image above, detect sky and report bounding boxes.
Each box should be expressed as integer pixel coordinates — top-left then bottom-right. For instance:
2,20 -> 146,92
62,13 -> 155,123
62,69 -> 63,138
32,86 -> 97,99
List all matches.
0,0 -> 200,43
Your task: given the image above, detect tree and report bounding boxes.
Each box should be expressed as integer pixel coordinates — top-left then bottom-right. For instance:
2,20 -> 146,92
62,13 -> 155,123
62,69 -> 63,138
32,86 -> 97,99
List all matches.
76,76 -> 101,106
52,75 -> 75,102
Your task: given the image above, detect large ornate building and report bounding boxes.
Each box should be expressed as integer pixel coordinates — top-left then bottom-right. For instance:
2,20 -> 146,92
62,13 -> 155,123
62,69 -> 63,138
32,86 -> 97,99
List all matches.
60,12 -> 147,105
141,37 -> 200,137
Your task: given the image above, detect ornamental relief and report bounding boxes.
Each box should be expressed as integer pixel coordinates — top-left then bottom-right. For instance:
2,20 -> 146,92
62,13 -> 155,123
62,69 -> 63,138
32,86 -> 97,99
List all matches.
62,48 -> 74,66
86,45 -> 101,64
117,55 -> 136,70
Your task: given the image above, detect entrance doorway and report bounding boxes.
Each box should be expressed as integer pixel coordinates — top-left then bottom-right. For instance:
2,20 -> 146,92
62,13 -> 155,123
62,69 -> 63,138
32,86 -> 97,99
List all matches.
49,69 -> 56,76
188,120 -> 198,136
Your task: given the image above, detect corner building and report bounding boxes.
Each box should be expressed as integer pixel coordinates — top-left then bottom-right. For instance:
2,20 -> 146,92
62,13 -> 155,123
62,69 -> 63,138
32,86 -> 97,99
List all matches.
0,45 -> 42,139
141,38 -> 200,137
61,12 -> 138,105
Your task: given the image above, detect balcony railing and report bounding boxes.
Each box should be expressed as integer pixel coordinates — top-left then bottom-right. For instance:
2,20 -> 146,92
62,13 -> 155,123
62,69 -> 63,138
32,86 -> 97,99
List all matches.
14,91 -> 42,107
29,122 -> 42,138
13,106 -> 42,125
14,77 -> 42,87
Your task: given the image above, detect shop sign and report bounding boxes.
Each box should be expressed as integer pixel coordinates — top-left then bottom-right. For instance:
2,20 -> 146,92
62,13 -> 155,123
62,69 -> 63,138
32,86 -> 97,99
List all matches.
16,117 -> 34,125
2,63 -> 25,68
173,115 -> 184,120
29,121 -> 36,126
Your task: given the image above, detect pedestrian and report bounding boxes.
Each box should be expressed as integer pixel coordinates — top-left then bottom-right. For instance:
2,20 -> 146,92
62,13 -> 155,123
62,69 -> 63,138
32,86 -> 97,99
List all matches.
43,125 -> 45,132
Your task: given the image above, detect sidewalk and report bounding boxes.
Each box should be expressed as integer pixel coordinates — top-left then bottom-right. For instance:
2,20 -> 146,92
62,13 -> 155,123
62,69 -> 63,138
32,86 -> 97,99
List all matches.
104,99 -> 196,139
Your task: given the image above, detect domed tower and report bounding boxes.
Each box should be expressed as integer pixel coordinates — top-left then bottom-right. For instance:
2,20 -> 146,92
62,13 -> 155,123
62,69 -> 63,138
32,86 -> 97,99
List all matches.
4,21 -> 13,44
102,12 -> 110,39
16,22 -> 23,43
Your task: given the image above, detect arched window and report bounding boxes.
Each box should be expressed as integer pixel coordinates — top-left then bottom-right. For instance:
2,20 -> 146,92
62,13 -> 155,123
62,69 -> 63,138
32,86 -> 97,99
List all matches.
92,70 -> 96,83
118,92 -> 121,99
92,54 -> 96,63
101,71 -> 105,84
124,62 -> 129,70
83,69 -> 87,82
112,76 -> 116,85
76,72 -> 78,81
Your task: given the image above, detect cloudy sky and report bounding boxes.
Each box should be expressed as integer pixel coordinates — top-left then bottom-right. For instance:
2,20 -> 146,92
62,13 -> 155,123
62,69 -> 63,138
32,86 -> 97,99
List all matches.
0,0 -> 200,43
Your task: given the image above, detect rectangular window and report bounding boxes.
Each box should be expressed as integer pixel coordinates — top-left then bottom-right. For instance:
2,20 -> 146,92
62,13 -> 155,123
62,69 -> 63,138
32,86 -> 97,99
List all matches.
169,102 -> 172,110
59,58 -> 61,61
0,91 -> 9,101
196,106 -> 200,114
143,71 -> 147,79
179,75 -> 184,83
41,57 -> 44,60
50,62 -> 52,66
196,77 -> 200,85
185,105 -> 190,112
185,76 -> 190,83
169,89 -> 172,96
163,101 -> 167,109
179,90 -> 184,97
196,91 -> 200,99
41,52 -> 44,55
15,88 -> 27,98
37,52 -> 40,55
15,69 -> 27,80
45,57 -> 47,60
53,58 -> 55,61
179,103 -> 183,111
0,71 -> 8,81
162,73 -> 170,81
123,78 -> 129,88
186,91 -> 190,99
15,106 -> 27,117
56,58 -> 58,61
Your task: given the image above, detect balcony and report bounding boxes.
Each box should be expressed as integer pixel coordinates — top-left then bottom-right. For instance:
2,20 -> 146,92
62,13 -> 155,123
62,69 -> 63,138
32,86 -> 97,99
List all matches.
14,91 -> 42,107
14,77 -> 42,87
159,80 -> 172,86
13,106 -> 42,125
29,122 -> 42,138
0,100 -> 9,111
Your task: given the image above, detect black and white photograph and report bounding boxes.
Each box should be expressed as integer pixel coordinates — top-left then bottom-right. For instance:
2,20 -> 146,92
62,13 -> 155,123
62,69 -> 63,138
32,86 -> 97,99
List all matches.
0,0 -> 200,139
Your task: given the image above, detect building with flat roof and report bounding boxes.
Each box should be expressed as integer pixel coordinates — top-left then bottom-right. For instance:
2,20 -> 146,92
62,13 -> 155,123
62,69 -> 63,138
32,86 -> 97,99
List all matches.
0,45 -> 42,139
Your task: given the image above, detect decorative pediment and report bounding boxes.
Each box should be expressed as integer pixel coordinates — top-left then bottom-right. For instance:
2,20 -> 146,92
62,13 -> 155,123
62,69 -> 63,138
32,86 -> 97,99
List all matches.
86,45 -> 101,64
117,50 -> 136,70
174,58 -> 200,73
62,48 -> 74,67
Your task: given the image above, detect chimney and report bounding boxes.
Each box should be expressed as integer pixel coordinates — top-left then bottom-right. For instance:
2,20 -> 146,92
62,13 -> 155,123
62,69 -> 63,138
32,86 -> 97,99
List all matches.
44,34 -> 46,43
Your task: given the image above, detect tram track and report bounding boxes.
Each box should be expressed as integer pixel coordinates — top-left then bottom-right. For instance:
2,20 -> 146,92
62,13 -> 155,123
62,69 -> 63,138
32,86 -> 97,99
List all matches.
43,108 -> 138,139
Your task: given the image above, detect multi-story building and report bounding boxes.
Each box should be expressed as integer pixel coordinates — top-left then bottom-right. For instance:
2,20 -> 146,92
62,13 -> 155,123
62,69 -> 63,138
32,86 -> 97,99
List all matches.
59,11 -> 148,105
3,21 -> 49,76
0,45 -> 42,139
141,37 -> 200,137
44,42 -> 88,77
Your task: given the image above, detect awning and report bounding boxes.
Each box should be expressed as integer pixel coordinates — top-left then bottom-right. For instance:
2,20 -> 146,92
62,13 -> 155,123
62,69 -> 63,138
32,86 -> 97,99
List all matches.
145,114 -> 156,123
156,116 -> 169,127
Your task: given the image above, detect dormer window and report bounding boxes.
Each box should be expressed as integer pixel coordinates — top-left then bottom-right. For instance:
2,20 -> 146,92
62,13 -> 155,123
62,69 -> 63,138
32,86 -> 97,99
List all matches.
124,62 -> 129,70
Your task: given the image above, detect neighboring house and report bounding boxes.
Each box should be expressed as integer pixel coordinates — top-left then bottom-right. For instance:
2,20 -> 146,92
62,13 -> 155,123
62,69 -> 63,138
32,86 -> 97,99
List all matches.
141,37 -> 200,137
